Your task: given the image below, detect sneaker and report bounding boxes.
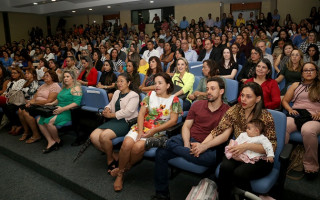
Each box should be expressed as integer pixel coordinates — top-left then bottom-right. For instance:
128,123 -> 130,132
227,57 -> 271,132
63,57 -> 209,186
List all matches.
145,136 -> 168,150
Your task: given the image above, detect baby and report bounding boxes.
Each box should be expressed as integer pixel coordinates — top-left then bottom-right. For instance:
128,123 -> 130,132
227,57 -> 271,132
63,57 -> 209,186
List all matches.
225,119 -> 274,164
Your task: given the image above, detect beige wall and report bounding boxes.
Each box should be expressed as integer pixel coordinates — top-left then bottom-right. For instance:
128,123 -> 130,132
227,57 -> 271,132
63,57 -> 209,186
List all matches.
8,12 -> 47,42
261,0 -> 272,15
175,2 -> 221,24
223,3 -> 231,15
120,10 -> 131,27
277,0 -> 319,25
0,13 -> 5,45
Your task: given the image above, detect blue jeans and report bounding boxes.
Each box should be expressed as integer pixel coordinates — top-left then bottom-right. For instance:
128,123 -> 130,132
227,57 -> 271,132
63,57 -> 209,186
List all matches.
154,134 -> 216,196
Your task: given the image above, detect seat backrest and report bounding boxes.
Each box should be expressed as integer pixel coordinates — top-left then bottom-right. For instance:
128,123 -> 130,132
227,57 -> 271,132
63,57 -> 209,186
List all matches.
189,61 -> 203,76
235,65 -> 242,80
271,66 -> 276,79
96,71 -> 102,85
139,73 -> 145,85
278,78 -> 286,91
193,76 -> 202,92
80,86 -> 87,106
267,109 -> 287,170
81,87 -> 109,112
114,72 -> 120,77
225,79 -> 238,103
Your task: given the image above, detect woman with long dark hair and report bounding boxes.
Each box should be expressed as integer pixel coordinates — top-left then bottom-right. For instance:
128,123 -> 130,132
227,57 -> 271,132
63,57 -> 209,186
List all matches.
218,47 -> 238,80
90,73 -> 140,175
196,82 -> 276,199
304,44 -> 320,67
139,56 -> 163,93
110,72 -> 182,192
96,60 -> 117,101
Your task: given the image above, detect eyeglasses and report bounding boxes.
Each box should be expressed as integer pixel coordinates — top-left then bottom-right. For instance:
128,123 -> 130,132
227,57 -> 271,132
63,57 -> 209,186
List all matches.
303,69 -> 316,73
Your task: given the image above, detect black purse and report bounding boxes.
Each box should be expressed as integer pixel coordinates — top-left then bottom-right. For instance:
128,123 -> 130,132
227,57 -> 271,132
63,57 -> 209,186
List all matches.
287,109 -> 319,131
26,104 -> 57,118
172,76 -> 189,100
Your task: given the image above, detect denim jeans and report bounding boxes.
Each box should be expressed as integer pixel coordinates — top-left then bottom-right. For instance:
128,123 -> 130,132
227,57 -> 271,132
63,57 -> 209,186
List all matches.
154,134 -> 216,196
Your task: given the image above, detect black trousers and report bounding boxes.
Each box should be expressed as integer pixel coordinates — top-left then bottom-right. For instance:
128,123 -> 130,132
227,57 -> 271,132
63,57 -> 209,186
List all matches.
218,155 -> 273,200
2,104 -> 20,126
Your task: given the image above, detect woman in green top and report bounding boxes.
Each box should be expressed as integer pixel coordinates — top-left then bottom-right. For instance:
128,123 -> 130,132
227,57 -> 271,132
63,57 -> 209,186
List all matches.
38,71 -> 82,154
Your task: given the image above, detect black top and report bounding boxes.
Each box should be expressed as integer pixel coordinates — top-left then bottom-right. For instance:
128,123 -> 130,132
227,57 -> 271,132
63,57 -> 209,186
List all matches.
237,61 -> 257,81
94,60 -> 103,72
218,62 -> 239,76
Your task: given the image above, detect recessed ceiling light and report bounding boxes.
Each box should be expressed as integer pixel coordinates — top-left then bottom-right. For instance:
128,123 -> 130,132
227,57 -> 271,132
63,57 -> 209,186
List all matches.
89,8 -> 93,11
33,2 -> 38,5
107,6 -> 111,8
150,1 -> 154,3
72,10 -> 76,13
51,0 -> 56,1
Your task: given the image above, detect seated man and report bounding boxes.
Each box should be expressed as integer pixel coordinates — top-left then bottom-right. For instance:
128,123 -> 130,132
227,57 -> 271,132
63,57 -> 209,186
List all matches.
148,77 -> 230,200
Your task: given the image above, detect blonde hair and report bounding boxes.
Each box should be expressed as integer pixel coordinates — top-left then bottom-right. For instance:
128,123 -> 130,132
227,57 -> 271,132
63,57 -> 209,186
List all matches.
176,57 -> 190,72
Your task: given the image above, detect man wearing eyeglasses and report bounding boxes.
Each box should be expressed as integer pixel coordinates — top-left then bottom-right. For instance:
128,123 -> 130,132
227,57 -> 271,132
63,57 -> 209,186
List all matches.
142,40 -> 160,62
197,39 -> 214,62
181,39 -> 198,62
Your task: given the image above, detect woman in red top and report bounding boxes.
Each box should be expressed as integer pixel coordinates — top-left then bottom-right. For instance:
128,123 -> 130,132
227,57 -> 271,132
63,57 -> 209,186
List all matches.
77,56 -> 98,86
238,58 -> 280,109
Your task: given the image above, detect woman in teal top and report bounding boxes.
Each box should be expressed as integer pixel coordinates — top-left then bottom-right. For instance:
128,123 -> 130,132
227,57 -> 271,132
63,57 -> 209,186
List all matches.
172,57 -> 195,111
38,71 -> 82,154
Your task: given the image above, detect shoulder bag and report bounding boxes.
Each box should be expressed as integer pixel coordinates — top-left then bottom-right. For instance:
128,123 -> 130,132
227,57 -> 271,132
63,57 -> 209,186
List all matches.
172,76 -> 189,100
6,90 -> 26,106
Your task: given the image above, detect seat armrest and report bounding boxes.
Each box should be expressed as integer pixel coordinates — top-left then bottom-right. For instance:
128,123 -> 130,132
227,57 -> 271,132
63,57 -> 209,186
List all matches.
166,122 -> 183,138
228,100 -> 238,106
279,143 -> 293,162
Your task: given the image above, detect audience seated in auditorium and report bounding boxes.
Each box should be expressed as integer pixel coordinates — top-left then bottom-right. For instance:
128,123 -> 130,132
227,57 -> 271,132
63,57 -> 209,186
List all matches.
96,60 -> 117,101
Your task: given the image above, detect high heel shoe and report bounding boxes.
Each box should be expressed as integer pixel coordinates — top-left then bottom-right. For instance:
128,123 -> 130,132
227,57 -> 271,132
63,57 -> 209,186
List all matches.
42,142 -> 59,154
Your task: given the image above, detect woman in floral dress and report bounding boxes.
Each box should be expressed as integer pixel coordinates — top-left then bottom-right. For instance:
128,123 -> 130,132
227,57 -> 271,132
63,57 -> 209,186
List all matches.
111,72 -> 182,192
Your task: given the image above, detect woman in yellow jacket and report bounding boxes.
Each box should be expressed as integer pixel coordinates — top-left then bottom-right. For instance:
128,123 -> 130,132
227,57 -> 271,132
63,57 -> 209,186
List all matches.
171,57 -> 195,111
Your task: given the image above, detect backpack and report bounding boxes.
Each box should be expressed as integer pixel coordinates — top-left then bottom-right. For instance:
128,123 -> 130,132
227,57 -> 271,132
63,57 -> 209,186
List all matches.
186,178 -> 218,200
286,144 -> 305,180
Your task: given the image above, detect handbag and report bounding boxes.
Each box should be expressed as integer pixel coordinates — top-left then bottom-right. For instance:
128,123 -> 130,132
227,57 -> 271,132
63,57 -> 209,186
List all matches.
172,76 -> 189,100
287,109 -> 319,131
5,90 -> 26,106
26,104 -> 57,118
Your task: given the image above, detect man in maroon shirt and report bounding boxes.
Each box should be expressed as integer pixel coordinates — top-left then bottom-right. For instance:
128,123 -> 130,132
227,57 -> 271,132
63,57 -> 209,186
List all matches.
150,77 -> 230,200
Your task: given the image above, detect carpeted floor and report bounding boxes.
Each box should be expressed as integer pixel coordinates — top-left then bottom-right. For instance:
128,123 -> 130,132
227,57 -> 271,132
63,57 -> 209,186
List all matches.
0,127 -> 319,200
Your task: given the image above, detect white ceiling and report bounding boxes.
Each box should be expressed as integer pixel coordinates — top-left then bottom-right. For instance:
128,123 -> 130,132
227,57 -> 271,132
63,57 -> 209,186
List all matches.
0,0 -> 264,16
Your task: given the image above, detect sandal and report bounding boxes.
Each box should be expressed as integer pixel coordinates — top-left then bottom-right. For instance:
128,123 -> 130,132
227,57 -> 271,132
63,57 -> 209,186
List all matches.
19,133 -> 29,141
113,169 -> 124,192
26,136 -> 41,144
107,160 -> 118,175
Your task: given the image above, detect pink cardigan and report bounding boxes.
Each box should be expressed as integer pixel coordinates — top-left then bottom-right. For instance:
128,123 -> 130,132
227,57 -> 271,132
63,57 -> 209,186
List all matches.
106,90 -> 139,122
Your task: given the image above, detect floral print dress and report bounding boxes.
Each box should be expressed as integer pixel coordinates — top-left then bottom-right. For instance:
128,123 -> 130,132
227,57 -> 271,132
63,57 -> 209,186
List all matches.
129,91 -> 182,138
